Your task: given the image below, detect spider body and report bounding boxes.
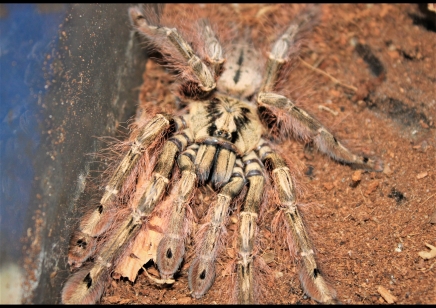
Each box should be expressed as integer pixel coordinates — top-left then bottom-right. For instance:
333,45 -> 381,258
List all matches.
61,4 -> 383,304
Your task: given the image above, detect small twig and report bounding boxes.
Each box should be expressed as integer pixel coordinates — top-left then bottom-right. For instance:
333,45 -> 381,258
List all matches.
299,57 -> 358,92
417,261 -> 436,272
420,193 -> 435,206
418,243 -> 436,260
312,56 -> 325,69
318,105 -> 338,116
142,266 -> 175,285
359,186 -> 369,205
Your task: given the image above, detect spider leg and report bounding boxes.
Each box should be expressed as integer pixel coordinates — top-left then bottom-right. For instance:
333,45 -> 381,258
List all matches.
257,142 -> 338,304
257,8 -> 382,171
258,92 -> 383,171
188,159 -> 245,298
155,144 -> 198,278
236,151 -> 265,304
260,6 -> 317,93
198,18 -> 225,77
62,126 -> 192,304
68,114 -> 176,267
129,6 -> 218,93
136,129 -> 193,214
62,209 -> 143,304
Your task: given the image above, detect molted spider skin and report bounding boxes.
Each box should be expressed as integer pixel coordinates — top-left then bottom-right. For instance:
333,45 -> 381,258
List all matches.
61,4 -> 383,304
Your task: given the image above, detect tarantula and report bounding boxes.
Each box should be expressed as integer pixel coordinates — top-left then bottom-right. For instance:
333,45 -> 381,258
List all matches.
61,4 -> 383,304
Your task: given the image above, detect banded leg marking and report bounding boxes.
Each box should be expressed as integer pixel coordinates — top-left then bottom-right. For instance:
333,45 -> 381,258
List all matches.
260,8 -> 317,93
258,92 -> 383,171
137,129 -> 193,214
259,144 -> 337,304
129,6 -> 216,92
195,144 -> 217,184
198,18 -> 225,77
63,130 -> 191,304
62,213 -> 142,304
188,159 -> 245,298
68,114 -> 173,267
237,151 -> 265,304
156,146 -> 197,278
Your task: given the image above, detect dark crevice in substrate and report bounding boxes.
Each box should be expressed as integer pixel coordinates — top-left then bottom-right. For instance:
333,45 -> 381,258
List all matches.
364,95 -> 432,129
355,43 -> 386,78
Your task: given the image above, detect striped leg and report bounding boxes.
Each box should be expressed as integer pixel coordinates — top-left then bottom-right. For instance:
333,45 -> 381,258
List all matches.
198,18 -> 225,77
257,6 -> 382,172
260,6 -> 317,93
257,92 -> 383,171
129,6 -> 219,93
257,142 -> 337,304
188,159 -> 245,298
62,128 -> 191,304
236,151 -> 265,304
68,114 -> 175,267
155,145 -> 197,278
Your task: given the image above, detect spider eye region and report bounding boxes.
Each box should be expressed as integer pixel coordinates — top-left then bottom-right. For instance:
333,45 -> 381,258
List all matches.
215,128 -> 231,140
189,96 -> 262,188
205,96 -> 253,142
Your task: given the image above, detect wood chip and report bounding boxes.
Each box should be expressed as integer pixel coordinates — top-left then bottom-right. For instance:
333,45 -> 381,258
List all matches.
178,297 -> 192,304
318,105 -> 339,116
351,170 -> 362,187
352,170 -> 362,182
430,210 -> 436,224
323,182 -> 335,191
383,164 -> 393,176
419,119 -> 429,129
274,271 -> 284,279
147,266 -> 160,277
365,180 -> 379,195
377,285 -> 397,303
416,171 -> 428,179
104,296 -> 122,304
418,243 -> 436,260
262,251 -> 275,264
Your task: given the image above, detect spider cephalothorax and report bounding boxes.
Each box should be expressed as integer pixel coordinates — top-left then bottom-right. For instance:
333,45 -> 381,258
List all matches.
61,4 -> 382,304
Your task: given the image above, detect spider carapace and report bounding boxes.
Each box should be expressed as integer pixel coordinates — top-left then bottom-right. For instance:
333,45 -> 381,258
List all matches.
61,4 -> 383,304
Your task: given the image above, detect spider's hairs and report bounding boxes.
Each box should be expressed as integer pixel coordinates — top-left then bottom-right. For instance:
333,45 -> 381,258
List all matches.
255,5 -> 323,143
257,4 -> 319,57
211,171 -> 273,304
270,196 -> 338,302
222,226 -> 275,304
132,4 -> 219,99
131,5 -> 195,80
69,4 -> 350,304
256,5 -> 381,171
263,139 -> 340,302
187,180 -> 245,271
64,111 -> 181,302
68,108 -> 169,264
66,135 -> 130,253
152,165 -> 195,234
